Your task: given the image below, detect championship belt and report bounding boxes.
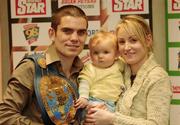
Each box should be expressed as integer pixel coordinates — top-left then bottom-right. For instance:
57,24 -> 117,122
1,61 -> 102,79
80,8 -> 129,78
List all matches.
25,53 -> 79,125
40,75 -> 77,124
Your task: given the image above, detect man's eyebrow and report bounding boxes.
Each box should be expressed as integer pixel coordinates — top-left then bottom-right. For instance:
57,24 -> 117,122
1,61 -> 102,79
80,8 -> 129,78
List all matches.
78,29 -> 87,31
60,27 -> 72,30
60,27 -> 87,31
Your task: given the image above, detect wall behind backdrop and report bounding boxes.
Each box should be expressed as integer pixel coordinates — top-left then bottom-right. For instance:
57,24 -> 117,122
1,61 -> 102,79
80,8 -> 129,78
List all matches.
0,0 -> 10,101
0,18 -> 2,101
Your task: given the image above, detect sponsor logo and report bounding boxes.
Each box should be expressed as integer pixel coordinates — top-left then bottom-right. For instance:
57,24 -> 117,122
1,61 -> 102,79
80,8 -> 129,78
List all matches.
112,0 -> 144,12
23,24 -> 39,45
15,0 -> 46,16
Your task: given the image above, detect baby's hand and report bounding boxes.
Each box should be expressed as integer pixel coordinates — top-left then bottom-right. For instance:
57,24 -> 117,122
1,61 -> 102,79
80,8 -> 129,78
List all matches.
75,97 -> 88,109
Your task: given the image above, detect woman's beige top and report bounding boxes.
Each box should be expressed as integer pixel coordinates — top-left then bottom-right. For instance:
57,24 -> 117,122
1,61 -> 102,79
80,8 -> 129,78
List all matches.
114,53 -> 172,125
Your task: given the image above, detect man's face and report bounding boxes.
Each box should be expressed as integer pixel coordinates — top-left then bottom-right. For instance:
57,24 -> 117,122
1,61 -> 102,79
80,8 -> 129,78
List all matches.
51,16 -> 87,58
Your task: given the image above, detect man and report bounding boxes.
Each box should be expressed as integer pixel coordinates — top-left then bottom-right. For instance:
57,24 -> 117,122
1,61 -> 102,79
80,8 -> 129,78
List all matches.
0,5 -> 88,125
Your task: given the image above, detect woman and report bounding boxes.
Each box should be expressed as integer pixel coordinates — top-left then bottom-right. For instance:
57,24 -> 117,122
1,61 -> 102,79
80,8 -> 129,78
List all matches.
84,15 -> 172,125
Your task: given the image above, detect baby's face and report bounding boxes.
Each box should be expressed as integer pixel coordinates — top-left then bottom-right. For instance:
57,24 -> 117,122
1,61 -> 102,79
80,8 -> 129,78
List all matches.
90,41 -> 117,68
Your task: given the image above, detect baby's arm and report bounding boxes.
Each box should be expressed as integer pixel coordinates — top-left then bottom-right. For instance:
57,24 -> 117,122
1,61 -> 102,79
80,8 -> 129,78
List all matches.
75,79 -> 90,109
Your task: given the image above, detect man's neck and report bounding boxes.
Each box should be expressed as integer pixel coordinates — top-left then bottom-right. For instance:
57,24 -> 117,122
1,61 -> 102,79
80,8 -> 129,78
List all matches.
58,54 -> 75,78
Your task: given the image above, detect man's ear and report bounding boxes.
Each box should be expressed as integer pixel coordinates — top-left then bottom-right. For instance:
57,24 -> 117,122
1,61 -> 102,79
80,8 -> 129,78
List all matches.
48,27 -> 55,41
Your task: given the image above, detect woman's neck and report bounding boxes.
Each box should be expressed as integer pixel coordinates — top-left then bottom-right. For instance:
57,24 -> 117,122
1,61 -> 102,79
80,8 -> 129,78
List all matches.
130,62 -> 144,75
130,54 -> 148,75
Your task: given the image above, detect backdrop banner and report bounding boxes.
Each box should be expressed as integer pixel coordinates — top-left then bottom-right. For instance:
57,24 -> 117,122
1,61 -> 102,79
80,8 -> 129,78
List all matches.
165,0 -> 180,125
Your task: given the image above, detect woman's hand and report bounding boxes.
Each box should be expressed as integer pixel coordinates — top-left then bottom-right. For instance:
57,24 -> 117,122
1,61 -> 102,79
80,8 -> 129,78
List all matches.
84,107 -> 115,125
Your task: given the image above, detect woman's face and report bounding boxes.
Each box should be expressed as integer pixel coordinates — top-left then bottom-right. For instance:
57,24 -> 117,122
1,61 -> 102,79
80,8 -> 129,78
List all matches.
117,27 -> 149,71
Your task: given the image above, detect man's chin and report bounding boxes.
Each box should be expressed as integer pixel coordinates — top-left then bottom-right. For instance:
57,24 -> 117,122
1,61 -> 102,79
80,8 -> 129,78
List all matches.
66,52 -> 80,57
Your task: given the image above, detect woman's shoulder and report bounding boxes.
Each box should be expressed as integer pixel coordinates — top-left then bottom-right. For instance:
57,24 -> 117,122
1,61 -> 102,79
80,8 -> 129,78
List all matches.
140,53 -> 169,81
148,66 -> 169,79
142,66 -> 170,90
138,56 -> 170,87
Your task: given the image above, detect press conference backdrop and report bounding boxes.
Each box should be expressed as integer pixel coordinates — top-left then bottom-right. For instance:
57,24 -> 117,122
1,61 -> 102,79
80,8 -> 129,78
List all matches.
7,0 -> 180,125
9,0 -> 152,69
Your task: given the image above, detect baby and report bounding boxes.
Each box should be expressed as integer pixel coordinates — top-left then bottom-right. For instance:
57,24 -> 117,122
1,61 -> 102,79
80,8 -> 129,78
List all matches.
75,31 -> 125,112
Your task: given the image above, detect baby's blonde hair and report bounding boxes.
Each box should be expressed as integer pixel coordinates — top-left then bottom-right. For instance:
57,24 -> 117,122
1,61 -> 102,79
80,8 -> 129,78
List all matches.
89,31 -> 118,51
